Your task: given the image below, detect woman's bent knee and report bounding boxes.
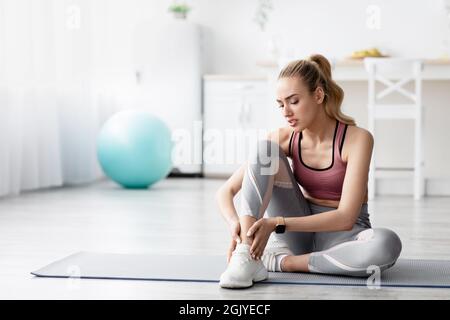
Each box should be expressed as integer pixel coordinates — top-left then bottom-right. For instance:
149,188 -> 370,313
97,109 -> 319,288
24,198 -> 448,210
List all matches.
369,228 -> 402,267
383,228 -> 402,261
249,140 -> 284,176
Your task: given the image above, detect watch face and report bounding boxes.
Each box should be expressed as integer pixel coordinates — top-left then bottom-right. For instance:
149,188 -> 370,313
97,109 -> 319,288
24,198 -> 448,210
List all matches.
275,224 -> 286,234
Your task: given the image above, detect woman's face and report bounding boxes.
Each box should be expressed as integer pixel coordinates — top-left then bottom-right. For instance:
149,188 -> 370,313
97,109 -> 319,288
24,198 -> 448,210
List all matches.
276,77 -> 323,132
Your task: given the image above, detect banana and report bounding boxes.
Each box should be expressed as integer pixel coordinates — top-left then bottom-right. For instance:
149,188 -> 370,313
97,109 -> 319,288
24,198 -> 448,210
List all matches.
351,47 -> 383,58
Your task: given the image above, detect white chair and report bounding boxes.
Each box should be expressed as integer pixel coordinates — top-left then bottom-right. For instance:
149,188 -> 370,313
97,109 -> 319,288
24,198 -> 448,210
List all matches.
364,58 -> 425,200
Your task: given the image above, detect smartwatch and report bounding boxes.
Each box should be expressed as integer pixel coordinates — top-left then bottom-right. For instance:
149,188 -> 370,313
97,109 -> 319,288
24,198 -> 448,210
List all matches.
275,216 -> 286,234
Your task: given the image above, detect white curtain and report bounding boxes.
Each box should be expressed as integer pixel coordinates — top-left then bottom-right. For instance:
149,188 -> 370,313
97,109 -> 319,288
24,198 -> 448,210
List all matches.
0,0 -> 136,197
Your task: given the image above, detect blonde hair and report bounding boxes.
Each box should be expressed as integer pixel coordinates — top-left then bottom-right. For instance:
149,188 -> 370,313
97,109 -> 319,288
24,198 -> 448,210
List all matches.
278,54 -> 356,126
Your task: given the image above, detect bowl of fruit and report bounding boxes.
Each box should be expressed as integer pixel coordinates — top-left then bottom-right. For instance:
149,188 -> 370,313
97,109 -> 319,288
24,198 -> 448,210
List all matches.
349,47 -> 388,59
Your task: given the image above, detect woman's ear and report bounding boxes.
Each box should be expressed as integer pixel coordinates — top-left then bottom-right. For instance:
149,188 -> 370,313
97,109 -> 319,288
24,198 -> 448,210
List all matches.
315,87 -> 325,104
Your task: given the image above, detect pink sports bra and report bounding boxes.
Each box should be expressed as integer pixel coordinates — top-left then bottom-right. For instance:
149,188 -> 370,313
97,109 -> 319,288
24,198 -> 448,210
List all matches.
289,120 -> 348,201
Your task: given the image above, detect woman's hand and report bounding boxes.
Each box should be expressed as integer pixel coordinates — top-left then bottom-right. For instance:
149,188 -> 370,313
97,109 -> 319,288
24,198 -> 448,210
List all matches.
226,238 -> 237,264
246,218 -> 276,260
226,218 -> 241,263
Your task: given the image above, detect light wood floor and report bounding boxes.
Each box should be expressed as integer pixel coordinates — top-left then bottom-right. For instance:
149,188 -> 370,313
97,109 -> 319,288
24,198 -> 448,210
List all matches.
1,178 -> 450,299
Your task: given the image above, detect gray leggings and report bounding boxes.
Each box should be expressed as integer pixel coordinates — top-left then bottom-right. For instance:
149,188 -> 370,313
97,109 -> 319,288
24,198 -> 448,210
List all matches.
238,140 -> 402,277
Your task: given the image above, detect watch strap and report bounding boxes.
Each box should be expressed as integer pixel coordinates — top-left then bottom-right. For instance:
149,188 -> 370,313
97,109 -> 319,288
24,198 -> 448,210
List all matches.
276,216 -> 285,227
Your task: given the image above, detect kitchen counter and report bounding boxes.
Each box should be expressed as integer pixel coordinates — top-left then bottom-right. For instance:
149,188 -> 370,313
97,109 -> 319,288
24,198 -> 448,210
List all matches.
202,74 -> 267,81
256,58 -> 450,81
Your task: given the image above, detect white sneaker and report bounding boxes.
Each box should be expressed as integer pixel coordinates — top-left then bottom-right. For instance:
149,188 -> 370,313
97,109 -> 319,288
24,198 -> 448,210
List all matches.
219,243 -> 268,288
262,234 -> 293,272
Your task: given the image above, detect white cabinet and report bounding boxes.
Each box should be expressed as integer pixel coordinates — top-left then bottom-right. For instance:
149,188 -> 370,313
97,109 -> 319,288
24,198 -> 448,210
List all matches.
202,77 -> 271,176
133,19 -> 202,175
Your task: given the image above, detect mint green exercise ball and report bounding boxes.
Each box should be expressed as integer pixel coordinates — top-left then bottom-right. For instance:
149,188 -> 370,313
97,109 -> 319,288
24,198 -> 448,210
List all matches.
97,110 -> 173,189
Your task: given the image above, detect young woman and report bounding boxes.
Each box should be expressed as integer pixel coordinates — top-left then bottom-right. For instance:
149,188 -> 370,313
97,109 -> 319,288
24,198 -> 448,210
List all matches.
216,54 -> 402,289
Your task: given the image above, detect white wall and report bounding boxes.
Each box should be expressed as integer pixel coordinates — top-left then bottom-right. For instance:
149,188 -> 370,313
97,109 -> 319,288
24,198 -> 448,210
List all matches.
190,0 -> 449,74
97,0 -> 450,186
102,0 -> 449,74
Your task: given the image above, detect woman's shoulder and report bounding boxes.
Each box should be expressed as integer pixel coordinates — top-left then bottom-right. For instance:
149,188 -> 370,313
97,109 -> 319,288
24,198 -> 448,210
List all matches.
342,124 -> 374,161
345,125 -> 373,143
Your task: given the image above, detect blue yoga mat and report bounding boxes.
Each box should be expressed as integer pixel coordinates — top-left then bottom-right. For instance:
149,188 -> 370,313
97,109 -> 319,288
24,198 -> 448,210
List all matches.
31,251 -> 450,288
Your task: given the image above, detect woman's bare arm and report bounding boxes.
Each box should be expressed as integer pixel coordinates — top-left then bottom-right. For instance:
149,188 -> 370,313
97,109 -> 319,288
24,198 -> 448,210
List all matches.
215,162 -> 246,225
